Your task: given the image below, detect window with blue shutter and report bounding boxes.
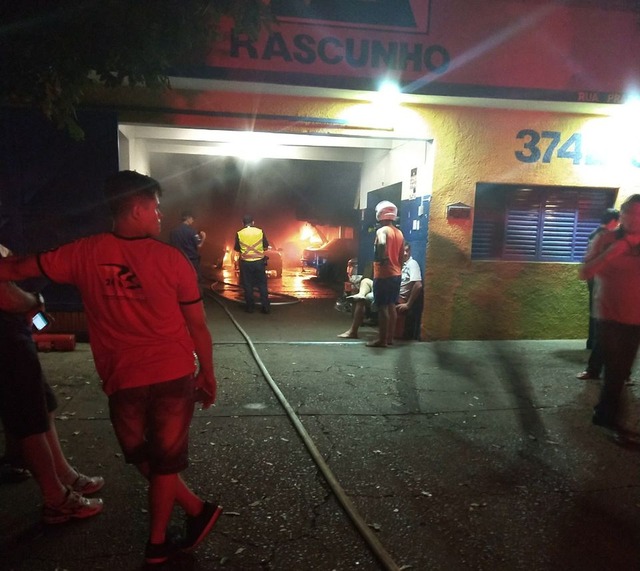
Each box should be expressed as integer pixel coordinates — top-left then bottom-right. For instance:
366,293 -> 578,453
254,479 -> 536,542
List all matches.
504,188 -> 541,260
539,189 -> 577,261
471,184 -> 617,262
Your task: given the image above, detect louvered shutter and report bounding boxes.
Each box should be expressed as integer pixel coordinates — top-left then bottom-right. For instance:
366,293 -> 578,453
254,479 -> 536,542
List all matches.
471,184 -> 616,262
539,189 -> 577,261
471,184 -> 502,260
503,188 -> 541,260
471,218 -> 497,259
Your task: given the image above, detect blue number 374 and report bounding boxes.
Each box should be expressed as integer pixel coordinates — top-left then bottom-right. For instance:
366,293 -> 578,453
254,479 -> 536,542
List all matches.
515,129 -> 583,165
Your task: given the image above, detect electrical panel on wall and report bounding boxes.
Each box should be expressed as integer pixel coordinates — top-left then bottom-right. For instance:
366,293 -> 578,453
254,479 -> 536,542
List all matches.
401,195 -> 430,242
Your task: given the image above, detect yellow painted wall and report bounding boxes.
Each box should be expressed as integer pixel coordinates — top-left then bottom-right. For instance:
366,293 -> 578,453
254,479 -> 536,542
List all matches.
89,85 -> 640,340
419,105 -> 640,340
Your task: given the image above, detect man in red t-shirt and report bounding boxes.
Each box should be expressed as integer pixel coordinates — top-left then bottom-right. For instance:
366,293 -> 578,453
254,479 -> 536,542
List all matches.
367,200 -> 405,348
580,194 -> 640,442
0,171 -> 220,565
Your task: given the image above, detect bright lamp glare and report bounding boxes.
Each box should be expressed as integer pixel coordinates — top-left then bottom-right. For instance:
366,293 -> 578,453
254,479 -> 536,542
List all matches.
376,81 -> 401,106
582,99 -> 640,169
623,97 -> 640,122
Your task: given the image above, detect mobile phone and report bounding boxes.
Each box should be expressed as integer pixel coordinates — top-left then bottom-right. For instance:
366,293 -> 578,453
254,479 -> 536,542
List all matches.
32,311 -> 50,331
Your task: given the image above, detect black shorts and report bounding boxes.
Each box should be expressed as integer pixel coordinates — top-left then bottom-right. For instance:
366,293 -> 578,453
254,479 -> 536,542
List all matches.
0,334 -> 57,438
373,275 -> 402,306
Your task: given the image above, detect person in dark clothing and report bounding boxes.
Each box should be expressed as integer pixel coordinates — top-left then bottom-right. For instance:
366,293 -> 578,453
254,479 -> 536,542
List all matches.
580,196 -> 640,440
576,208 -> 619,380
169,210 -> 207,277
0,244 -> 104,523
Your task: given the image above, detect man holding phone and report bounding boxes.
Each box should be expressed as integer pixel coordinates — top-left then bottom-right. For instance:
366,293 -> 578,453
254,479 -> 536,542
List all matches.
32,309 -> 49,331
0,172 -> 219,565
0,243 -> 104,523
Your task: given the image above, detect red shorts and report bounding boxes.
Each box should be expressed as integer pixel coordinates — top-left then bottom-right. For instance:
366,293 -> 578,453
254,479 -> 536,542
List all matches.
108,375 -> 195,475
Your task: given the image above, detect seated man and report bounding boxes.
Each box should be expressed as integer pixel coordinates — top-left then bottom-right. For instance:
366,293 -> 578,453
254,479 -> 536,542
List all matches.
338,244 -> 422,340
337,276 -> 375,339
395,244 -> 423,339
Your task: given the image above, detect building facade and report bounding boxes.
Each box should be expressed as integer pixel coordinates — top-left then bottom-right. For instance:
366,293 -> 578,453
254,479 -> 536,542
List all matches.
12,0 -> 640,340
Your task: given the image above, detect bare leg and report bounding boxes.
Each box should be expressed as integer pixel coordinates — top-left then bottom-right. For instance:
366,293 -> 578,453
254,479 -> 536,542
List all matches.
44,413 -> 79,485
367,305 -> 390,347
148,473 -> 179,545
387,304 -> 398,346
137,463 -> 204,544
338,301 -> 365,338
20,432 -> 67,505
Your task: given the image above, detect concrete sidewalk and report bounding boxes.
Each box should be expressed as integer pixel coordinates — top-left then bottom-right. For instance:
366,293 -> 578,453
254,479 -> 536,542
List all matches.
1,298 -> 639,570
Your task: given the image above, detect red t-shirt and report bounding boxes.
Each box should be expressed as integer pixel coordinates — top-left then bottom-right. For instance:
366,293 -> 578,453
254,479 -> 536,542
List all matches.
591,230 -> 640,325
38,233 -> 201,395
373,225 -> 404,279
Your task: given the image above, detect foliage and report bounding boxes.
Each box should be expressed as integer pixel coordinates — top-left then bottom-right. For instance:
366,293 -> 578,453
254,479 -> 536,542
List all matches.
0,1 -> 271,138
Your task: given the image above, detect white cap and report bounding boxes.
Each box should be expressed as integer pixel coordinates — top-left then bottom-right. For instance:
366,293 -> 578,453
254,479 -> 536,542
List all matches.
375,200 -> 397,221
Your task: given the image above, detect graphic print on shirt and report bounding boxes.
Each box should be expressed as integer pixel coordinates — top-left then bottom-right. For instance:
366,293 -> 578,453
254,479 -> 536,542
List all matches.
99,263 -> 145,300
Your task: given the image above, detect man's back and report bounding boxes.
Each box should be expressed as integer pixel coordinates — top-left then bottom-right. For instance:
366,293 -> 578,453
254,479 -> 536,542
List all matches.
236,226 -> 266,261
37,233 -> 200,395
170,223 -> 199,260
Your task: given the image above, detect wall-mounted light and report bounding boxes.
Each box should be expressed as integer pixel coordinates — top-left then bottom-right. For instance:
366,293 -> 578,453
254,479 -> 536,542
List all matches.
374,80 -> 402,107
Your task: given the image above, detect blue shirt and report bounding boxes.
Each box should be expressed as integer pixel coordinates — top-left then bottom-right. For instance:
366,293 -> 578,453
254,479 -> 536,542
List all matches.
169,222 -> 201,261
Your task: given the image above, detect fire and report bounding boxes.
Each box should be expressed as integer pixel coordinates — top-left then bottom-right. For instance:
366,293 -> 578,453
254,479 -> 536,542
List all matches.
299,223 -> 324,245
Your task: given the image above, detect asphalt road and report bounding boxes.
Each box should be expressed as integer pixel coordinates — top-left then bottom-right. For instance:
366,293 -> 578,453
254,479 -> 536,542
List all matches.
1,296 -> 639,570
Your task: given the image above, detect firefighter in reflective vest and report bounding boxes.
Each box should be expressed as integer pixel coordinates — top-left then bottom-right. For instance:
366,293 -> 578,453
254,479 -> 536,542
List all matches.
234,215 -> 271,314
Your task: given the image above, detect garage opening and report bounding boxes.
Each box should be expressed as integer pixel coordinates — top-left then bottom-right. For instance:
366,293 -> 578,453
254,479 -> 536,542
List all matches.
118,124 -> 433,296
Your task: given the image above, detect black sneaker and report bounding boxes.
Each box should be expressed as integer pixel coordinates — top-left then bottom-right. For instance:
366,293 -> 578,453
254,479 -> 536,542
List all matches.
592,413 -> 638,437
0,463 -> 31,484
592,413 -> 616,430
181,502 -> 222,552
144,538 -> 179,565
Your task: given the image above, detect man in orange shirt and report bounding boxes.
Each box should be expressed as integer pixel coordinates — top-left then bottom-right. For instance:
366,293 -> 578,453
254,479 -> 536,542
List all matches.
367,201 -> 405,347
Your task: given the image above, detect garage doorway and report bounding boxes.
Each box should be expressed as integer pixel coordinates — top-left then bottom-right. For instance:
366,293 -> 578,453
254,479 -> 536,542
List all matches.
118,124 -> 432,288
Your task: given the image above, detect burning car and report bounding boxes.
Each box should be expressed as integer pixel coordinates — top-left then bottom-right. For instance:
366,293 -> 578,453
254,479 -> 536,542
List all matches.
233,246 -> 283,278
301,238 -> 357,282
265,246 -> 283,278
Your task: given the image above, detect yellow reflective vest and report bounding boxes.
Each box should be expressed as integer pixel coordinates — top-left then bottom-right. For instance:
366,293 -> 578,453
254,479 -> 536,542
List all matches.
237,226 -> 266,261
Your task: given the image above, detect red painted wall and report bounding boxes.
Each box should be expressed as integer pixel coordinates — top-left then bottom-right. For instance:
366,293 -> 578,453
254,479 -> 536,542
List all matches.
185,1 -> 639,103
